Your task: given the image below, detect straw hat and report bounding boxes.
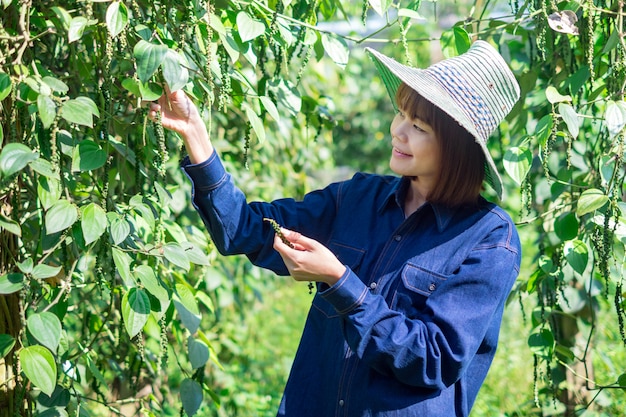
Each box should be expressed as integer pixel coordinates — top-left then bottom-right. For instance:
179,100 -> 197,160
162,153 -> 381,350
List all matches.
366,40 -> 520,199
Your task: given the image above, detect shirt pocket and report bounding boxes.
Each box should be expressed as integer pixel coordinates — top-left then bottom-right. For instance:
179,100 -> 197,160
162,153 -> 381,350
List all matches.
311,240 -> 366,319
392,263 -> 448,317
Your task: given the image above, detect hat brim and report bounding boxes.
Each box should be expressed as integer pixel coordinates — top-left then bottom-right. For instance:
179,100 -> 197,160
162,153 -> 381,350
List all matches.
365,47 -> 504,199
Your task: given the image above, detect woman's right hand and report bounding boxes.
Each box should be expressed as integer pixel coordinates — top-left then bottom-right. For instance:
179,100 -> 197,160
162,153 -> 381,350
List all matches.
148,89 -> 214,164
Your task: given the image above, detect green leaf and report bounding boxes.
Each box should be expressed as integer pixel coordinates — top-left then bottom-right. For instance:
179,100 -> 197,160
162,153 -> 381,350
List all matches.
0,72 -> 12,101
535,114 -> 553,146
0,143 -> 39,178
32,264 -> 62,280
163,242 -> 191,271
121,78 -> 142,98
245,105 -> 265,143
138,81 -> 163,101
554,212 -> 578,241
19,345 -> 57,396
453,26 -> 471,54
503,146 -> 532,186
369,0 -> 393,16
106,1 -> 128,38
134,40 -> 168,84
81,203 -> 107,245
618,373 -> 626,390
180,378 -> 203,417
558,103 -> 579,139
545,86 -> 571,104
259,96 -> 280,121
564,239 -> 589,274
398,8 -> 425,20
68,16 -> 90,43
605,100 -> 626,138
37,94 -> 57,129
27,312 -> 62,353
321,33 -> 349,68
30,158 -> 60,180
0,334 -> 15,359
162,50 -> 189,92
188,336 -> 210,369
576,188 -> 609,216
71,140 -> 107,172
42,76 -> 69,94
45,199 -> 78,235
181,242 -> 210,266
122,288 -> 150,338
528,327 -> 554,358
109,215 -> 131,245
0,273 -> 24,294
174,284 -> 201,334
38,177 -> 62,210
0,213 -> 21,236
134,264 -> 170,316
112,247 -> 135,288
61,97 -> 99,127
236,12 -> 265,43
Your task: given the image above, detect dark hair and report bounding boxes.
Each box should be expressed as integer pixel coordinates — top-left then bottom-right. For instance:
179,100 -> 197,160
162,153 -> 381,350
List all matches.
395,83 -> 485,207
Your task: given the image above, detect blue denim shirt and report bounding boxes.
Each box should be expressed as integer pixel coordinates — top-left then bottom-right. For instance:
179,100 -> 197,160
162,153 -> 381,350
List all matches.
182,152 -> 521,417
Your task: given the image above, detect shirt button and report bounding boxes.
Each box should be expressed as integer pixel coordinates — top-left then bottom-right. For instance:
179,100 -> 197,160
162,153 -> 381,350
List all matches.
394,235 -> 402,241
369,282 -> 377,290
339,400 -> 344,407
429,283 -> 436,291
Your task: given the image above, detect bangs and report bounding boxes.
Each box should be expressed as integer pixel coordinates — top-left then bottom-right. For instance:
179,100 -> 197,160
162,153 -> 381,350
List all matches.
395,83 -> 436,125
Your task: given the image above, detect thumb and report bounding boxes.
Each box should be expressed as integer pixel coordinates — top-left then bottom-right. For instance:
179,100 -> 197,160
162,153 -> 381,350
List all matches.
281,228 -> 318,251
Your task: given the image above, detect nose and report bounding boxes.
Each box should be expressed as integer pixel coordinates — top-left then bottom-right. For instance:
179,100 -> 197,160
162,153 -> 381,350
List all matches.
391,118 -> 410,141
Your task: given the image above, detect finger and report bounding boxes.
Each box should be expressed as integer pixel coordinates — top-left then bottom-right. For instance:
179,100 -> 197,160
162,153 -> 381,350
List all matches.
281,228 -> 315,250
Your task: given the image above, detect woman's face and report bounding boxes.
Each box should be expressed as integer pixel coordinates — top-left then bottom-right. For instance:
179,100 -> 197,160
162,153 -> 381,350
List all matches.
389,109 -> 442,183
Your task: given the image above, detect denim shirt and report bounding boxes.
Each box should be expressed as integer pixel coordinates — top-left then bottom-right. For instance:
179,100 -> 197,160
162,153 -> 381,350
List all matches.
182,152 -> 521,417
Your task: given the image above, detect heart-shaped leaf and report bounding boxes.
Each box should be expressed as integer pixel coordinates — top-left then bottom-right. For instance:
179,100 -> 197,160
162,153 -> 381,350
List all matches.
27,312 -> 62,352
236,12 -> 265,43
134,40 -> 168,83
122,288 -> 150,338
19,345 -> 57,396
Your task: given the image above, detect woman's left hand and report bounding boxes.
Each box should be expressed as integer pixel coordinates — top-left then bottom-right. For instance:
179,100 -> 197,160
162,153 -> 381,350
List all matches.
273,229 -> 346,286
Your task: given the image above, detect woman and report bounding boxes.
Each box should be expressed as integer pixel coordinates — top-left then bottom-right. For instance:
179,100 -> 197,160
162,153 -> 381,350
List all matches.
149,40 -> 521,417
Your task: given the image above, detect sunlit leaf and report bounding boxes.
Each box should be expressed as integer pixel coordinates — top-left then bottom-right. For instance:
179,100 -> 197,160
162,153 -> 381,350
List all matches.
0,213 -> 21,236
535,114 -> 554,146
81,203 -> 107,245
321,33 -> 349,68
19,345 -> 57,396
236,12 -> 265,43
0,72 -> 12,101
605,100 -> 626,138
68,16 -> 90,43
245,105 -> 265,143
61,97 -> 99,127
134,265 -> 170,316
30,158 -> 59,180
558,103 -> 579,139
0,143 -> 38,178
545,86 -> 571,104
259,96 -> 280,121
503,146 -> 532,186
31,264 -> 62,280
122,288 -> 150,338
0,273 -> 24,295
564,239 -> 589,274
576,188 -> 609,216
112,247 -> 135,288
27,312 -> 62,353
106,1 -> 128,38
45,199 -> 78,234
369,0 -> 393,16
134,40 -> 168,83
164,242 -> 191,271
162,49 -> 189,92
174,284 -> 200,334
42,76 -> 68,94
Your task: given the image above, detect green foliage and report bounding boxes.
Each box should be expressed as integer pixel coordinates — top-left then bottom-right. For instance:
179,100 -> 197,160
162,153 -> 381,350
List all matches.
2,0 -> 626,416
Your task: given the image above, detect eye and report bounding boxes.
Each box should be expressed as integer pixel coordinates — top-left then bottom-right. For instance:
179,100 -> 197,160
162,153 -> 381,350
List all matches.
413,124 -> 425,132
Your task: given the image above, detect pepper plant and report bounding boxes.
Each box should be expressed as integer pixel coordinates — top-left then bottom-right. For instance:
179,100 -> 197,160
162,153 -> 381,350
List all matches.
1,0 -> 626,416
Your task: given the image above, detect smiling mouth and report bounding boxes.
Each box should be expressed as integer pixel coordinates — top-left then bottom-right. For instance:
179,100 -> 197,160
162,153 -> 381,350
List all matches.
393,147 -> 411,157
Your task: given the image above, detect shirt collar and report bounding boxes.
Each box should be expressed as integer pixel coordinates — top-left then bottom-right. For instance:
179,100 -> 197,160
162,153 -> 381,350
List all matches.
378,177 -> 458,232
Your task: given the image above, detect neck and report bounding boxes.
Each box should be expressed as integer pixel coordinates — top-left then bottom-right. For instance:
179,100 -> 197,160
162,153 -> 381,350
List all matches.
404,180 -> 430,217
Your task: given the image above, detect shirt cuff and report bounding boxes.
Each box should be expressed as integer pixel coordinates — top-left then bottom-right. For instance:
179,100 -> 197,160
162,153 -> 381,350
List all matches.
180,152 -> 229,191
320,267 -> 369,315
